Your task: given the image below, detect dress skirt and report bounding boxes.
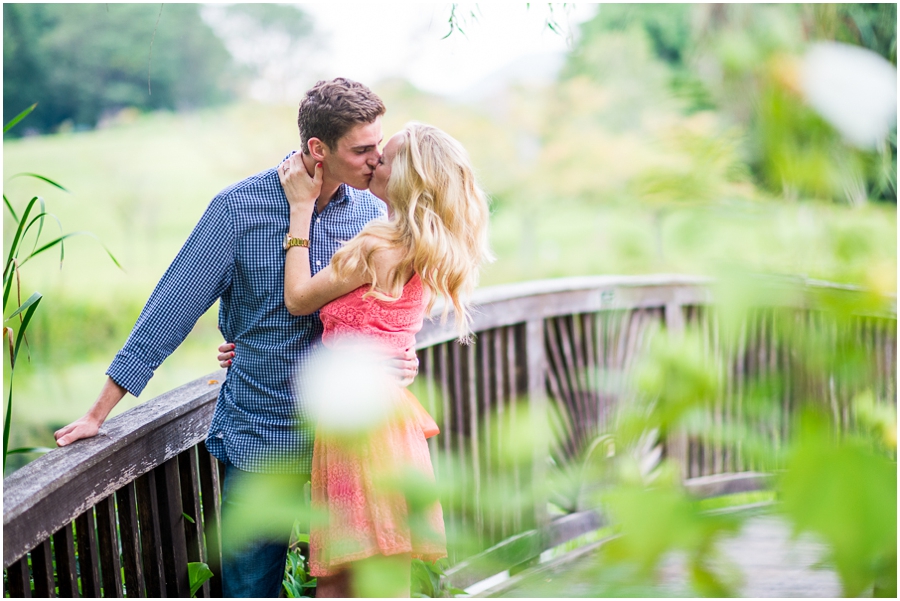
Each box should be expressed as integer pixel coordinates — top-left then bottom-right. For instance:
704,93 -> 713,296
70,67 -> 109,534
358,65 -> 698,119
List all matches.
308,387 -> 447,576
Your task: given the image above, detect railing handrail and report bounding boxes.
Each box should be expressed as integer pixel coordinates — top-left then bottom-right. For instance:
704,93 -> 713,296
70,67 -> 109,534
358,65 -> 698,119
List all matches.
419,274 -> 713,346
3,372 -> 223,567
420,273 -> 895,345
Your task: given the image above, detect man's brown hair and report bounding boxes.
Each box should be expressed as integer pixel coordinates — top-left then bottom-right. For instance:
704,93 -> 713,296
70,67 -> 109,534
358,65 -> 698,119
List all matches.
297,78 -> 386,154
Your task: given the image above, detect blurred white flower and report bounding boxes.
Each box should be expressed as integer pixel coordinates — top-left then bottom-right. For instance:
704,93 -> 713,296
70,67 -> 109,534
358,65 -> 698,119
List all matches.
300,342 -> 394,434
801,42 -> 897,149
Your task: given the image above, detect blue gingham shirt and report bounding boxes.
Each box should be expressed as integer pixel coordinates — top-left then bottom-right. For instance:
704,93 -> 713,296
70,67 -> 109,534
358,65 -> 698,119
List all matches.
107,155 -> 386,474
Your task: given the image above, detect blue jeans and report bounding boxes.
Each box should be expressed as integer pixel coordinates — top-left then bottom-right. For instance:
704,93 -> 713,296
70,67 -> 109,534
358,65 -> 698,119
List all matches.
221,464 -> 308,598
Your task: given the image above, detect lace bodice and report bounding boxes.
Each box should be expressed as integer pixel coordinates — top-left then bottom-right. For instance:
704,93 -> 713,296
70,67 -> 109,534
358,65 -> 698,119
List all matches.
319,273 -> 426,352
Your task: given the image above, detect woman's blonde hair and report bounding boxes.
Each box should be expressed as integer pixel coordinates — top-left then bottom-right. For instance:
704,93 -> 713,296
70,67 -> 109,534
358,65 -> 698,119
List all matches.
331,122 -> 493,341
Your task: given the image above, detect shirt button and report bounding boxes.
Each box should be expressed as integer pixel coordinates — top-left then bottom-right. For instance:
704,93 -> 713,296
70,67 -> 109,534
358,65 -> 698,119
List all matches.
316,260 -> 321,266
316,219 -> 320,224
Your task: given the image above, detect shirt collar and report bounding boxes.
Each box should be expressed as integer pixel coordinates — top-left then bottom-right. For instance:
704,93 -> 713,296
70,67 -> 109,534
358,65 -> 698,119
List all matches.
329,183 -> 352,206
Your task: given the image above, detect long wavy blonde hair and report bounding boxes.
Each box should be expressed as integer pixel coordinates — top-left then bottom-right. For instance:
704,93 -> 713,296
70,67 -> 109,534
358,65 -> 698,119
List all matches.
331,122 -> 492,340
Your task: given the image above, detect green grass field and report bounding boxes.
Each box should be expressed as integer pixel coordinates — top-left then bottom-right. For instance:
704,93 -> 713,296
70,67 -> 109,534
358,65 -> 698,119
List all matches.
3,96 -> 895,456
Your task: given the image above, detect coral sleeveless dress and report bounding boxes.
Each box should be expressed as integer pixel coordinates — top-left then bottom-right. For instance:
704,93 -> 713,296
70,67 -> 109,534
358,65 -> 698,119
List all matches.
309,273 -> 447,576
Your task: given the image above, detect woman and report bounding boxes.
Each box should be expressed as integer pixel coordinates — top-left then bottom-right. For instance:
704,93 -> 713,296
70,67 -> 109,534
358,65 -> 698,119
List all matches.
279,122 -> 491,597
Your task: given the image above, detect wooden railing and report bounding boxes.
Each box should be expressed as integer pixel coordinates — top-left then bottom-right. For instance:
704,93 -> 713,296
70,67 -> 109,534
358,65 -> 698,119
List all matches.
3,275 -> 896,597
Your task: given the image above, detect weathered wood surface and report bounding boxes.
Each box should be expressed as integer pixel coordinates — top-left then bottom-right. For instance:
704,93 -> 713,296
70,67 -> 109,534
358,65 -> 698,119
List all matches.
417,275 -> 712,346
445,470 -> 767,592
484,514 -> 843,598
3,370 -> 225,567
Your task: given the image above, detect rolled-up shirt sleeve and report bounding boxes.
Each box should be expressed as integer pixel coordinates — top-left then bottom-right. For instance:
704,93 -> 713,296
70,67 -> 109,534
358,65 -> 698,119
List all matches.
107,194 -> 235,397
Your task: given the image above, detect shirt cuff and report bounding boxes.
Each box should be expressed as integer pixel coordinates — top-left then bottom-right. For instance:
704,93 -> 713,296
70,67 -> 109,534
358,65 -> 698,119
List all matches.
106,350 -> 156,397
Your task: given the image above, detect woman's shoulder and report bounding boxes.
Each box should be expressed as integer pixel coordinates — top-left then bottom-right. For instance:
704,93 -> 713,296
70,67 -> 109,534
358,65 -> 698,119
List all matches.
352,234 -> 408,286
372,240 -> 407,277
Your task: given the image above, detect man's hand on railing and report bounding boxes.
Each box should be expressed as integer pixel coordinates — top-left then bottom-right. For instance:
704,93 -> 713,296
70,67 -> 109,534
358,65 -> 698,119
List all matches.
54,377 -> 127,446
217,342 -> 418,386
54,415 -> 102,447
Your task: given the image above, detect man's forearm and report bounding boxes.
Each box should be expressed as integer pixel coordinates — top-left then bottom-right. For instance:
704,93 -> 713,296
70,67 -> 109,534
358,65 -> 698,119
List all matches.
88,377 -> 128,423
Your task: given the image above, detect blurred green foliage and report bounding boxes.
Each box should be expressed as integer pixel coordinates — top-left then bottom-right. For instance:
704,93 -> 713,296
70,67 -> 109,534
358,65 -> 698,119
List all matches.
781,410 -> 897,597
564,3 -> 897,203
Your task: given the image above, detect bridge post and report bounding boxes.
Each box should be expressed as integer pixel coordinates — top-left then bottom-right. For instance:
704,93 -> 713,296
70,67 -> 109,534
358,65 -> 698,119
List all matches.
664,300 -> 689,480
525,318 -> 549,537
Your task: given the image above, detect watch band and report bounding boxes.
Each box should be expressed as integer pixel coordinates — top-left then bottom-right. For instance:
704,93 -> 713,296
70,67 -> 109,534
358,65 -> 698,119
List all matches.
283,233 -> 310,250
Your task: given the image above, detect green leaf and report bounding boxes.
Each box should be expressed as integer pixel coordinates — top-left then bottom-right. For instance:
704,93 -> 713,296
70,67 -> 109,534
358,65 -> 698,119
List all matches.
20,231 -> 122,271
11,293 -> 41,368
2,274 -> 14,319
188,562 -> 214,597
8,173 -> 70,194
4,103 -> 37,134
6,446 -> 53,455
3,195 -> 19,224
4,381 -> 14,473
5,292 -> 41,322
4,196 -> 41,281
780,414 -> 898,597
182,512 -> 196,524
19,207 -> 63,259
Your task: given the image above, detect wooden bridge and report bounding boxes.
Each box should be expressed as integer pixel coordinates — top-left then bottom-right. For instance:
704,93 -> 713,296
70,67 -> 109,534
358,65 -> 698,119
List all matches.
3,275 -> 896,597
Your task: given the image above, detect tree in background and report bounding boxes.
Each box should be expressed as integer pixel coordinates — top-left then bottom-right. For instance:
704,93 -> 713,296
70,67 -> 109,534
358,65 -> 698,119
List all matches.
3,3 -> 239,135
200,4 -> 316,104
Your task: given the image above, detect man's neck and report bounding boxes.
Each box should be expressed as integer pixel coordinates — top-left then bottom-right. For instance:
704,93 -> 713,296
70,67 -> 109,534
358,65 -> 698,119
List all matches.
300,152 -> 341,213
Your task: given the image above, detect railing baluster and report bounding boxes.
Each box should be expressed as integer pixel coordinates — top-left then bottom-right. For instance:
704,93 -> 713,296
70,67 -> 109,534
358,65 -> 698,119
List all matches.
155,457 -> 191,597
418,346 -> 439,459
508,324 -> 523,534
6,555 -> 31,597
52,523 -> 79,598
544,318 -> 576,461
581,313 -> 598,431
74,508 -> 101,598
464,341 -> 484,548
197,445 -> 223,599
555,316 -> 584,451
95,495 -> 123,597
31,539 -> 54,597
135,470 -> 165,597
526,318 -> 549,535
178,447 -> 208,597
495,326 -> 510,540
116,482 -> 146,598
477,330 -> 495,545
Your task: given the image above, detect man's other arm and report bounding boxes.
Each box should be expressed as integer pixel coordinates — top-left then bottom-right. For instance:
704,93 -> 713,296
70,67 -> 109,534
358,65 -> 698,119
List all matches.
55,195 -> 235,446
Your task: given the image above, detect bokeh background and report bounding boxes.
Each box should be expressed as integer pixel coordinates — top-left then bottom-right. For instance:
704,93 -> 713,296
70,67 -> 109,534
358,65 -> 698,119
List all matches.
3,3 -> 896,462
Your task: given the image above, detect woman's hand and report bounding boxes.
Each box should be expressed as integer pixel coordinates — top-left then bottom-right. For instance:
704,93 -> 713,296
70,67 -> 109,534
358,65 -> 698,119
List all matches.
218,342 -> 235,368
279,153 -> 323,212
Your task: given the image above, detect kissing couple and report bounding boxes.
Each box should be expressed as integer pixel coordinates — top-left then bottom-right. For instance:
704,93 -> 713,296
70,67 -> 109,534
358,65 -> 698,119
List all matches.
55,77 -> 492,597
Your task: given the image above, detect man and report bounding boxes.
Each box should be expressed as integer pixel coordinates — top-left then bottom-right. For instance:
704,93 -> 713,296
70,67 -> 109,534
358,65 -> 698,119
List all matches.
54,78 -> 417,597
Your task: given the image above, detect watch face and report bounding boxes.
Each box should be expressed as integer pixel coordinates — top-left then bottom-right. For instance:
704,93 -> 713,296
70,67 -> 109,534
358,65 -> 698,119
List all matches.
282,234 -> 290,250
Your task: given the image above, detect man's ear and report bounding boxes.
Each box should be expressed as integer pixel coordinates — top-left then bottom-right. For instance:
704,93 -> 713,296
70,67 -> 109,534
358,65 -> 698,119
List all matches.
307,138 -> 328,161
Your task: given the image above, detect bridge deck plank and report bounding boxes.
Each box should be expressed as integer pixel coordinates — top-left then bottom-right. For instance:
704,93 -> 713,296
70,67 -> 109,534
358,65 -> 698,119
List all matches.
487,515 -> 846,598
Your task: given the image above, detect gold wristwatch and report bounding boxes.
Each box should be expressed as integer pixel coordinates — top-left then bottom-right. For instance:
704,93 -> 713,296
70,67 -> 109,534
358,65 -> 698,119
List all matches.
283,233 -> 310,250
